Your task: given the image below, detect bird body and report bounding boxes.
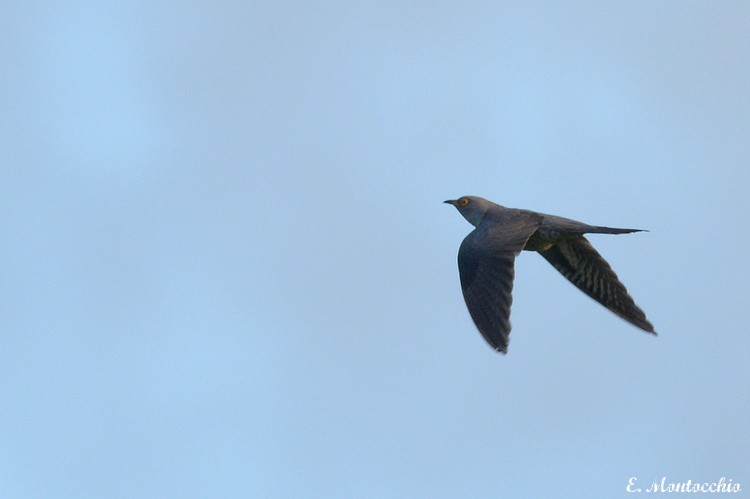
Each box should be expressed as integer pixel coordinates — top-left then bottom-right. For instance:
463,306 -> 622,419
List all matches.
445,196 -> 656,354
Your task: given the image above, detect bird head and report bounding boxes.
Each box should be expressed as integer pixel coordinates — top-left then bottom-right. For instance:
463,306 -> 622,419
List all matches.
444,196 -> 492,227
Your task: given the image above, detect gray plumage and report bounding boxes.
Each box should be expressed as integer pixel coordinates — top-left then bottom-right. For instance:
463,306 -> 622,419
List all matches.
445,195 -> 656,354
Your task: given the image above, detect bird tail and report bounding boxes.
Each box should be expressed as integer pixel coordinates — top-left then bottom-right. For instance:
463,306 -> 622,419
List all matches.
586,226 -> 647,235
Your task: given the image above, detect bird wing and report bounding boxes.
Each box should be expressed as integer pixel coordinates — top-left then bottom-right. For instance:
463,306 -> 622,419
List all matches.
538,236 -> 656,334
457,212 -> 543,353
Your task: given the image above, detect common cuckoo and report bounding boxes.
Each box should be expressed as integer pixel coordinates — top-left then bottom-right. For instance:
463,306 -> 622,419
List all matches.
445,195 -> 656,353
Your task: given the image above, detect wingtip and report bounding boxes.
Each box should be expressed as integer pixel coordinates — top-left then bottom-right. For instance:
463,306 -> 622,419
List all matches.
639,323 -> 657,336
640,324 -> 657,336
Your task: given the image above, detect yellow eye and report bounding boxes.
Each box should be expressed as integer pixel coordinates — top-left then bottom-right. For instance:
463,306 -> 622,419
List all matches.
459,197 -> 470,206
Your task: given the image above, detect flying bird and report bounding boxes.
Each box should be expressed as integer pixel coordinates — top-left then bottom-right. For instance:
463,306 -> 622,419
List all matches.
445,195 -> 656,354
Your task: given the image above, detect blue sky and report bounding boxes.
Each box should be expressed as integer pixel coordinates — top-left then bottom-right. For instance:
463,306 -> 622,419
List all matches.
2,2 -> 749,497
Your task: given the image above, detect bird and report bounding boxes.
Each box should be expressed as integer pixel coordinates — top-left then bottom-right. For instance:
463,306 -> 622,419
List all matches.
444,195 -> 656,354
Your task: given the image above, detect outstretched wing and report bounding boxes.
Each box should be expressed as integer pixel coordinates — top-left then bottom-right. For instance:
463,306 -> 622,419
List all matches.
539,236 -> 656,334
457,212 -> 543,353
458,249 -> 518,353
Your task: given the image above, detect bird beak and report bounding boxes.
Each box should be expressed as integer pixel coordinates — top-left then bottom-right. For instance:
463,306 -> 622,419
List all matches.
444,199 -> 457,206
